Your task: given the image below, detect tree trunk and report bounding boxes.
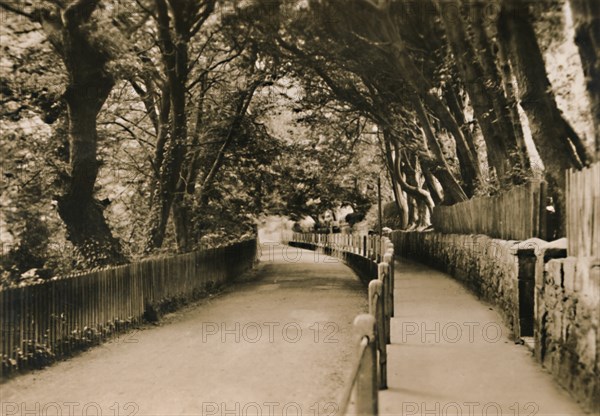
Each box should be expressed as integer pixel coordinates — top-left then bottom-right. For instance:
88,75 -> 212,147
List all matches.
379,17 -> 482,193
469,2 -> 531,177
439,0 -> 521,184
399,156 -> 432,230
171,79 -> 261,252
498,0 -> 585,235
423,168 -> 443,205
391,43 -> 482,193
55,0 -> 126,266
443,85 -> 479,162
172,201 -> 192,251
58,81 -> 127,266
144,90 -> 186,252
494,26 -> 532,174
391,141 -> 435,218
383,137 -> 409,228
569,0 -> 600,159
144,0 -> 189,253
411,94 -> 469,204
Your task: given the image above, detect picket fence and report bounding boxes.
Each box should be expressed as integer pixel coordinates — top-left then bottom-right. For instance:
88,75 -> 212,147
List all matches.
0,239 -> 256,374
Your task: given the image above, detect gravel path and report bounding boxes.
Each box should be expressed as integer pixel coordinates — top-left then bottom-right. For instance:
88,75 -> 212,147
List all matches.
0,244 -> 367,416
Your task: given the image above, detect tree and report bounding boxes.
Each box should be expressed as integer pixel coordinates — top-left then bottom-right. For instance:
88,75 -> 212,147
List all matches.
251,0 -> 474,226
438,0 -> 524,184
498,0 -> 592,234
568,0 -> 600,158
143,0 -> 217,252
0,0 -> 127,266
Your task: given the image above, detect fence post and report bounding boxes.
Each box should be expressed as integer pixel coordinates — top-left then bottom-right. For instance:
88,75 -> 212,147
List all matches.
374,237 -> 378,262
539,180 -> 548,240
378,262 -> 391,345
368,279 -> 387,390
332,234 -> 336,256
354,314 -> 378,415
384,250 -> 394,318
368,280 -> 381,319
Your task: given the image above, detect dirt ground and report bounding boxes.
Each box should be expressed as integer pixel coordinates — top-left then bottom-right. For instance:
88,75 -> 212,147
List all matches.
0,244 -> 367,416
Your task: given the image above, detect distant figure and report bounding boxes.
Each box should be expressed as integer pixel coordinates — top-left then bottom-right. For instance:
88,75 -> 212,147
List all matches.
546,197 -> 558,240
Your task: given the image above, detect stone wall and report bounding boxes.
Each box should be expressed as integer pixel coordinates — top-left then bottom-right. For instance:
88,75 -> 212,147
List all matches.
390,230 -> 599,412
536,256 -> 599,411
390,231 -> 523,337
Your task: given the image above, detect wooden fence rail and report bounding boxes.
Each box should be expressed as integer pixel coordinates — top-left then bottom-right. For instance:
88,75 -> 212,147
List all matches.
431,180 -> 547,241
288,232 -> 386,262
0,239 -> 257,375
288,232 -> 394,415
567,162 -> 600,259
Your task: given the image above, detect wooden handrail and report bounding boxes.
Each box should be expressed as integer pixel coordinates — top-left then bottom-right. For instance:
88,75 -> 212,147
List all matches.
338,314 -> 378,416
337,334 -> 369,416
288,233 -> 395,415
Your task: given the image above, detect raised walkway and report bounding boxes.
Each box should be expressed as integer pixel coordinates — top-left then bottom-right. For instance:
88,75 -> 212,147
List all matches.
380,258 -> 586,416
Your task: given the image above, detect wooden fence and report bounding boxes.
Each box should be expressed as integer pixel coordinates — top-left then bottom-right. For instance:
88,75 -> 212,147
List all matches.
288,233 -> 394,415
431,180 -> 547,241
288,232 -> 386,262
567,163 -> 600,258
0,239 -> 256,375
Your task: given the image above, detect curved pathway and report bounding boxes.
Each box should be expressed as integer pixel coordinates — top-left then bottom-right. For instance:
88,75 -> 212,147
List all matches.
380,258 -> 586,416
0,244 -> 367,416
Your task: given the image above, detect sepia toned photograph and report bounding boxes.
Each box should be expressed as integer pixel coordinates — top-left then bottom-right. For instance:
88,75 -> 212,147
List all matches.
0,0 -> 598,415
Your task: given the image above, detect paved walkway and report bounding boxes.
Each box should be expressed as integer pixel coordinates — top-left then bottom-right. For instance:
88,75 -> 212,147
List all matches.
380,258 -> 587,416
0,244 -> 366,416
0,247 -> 590,416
